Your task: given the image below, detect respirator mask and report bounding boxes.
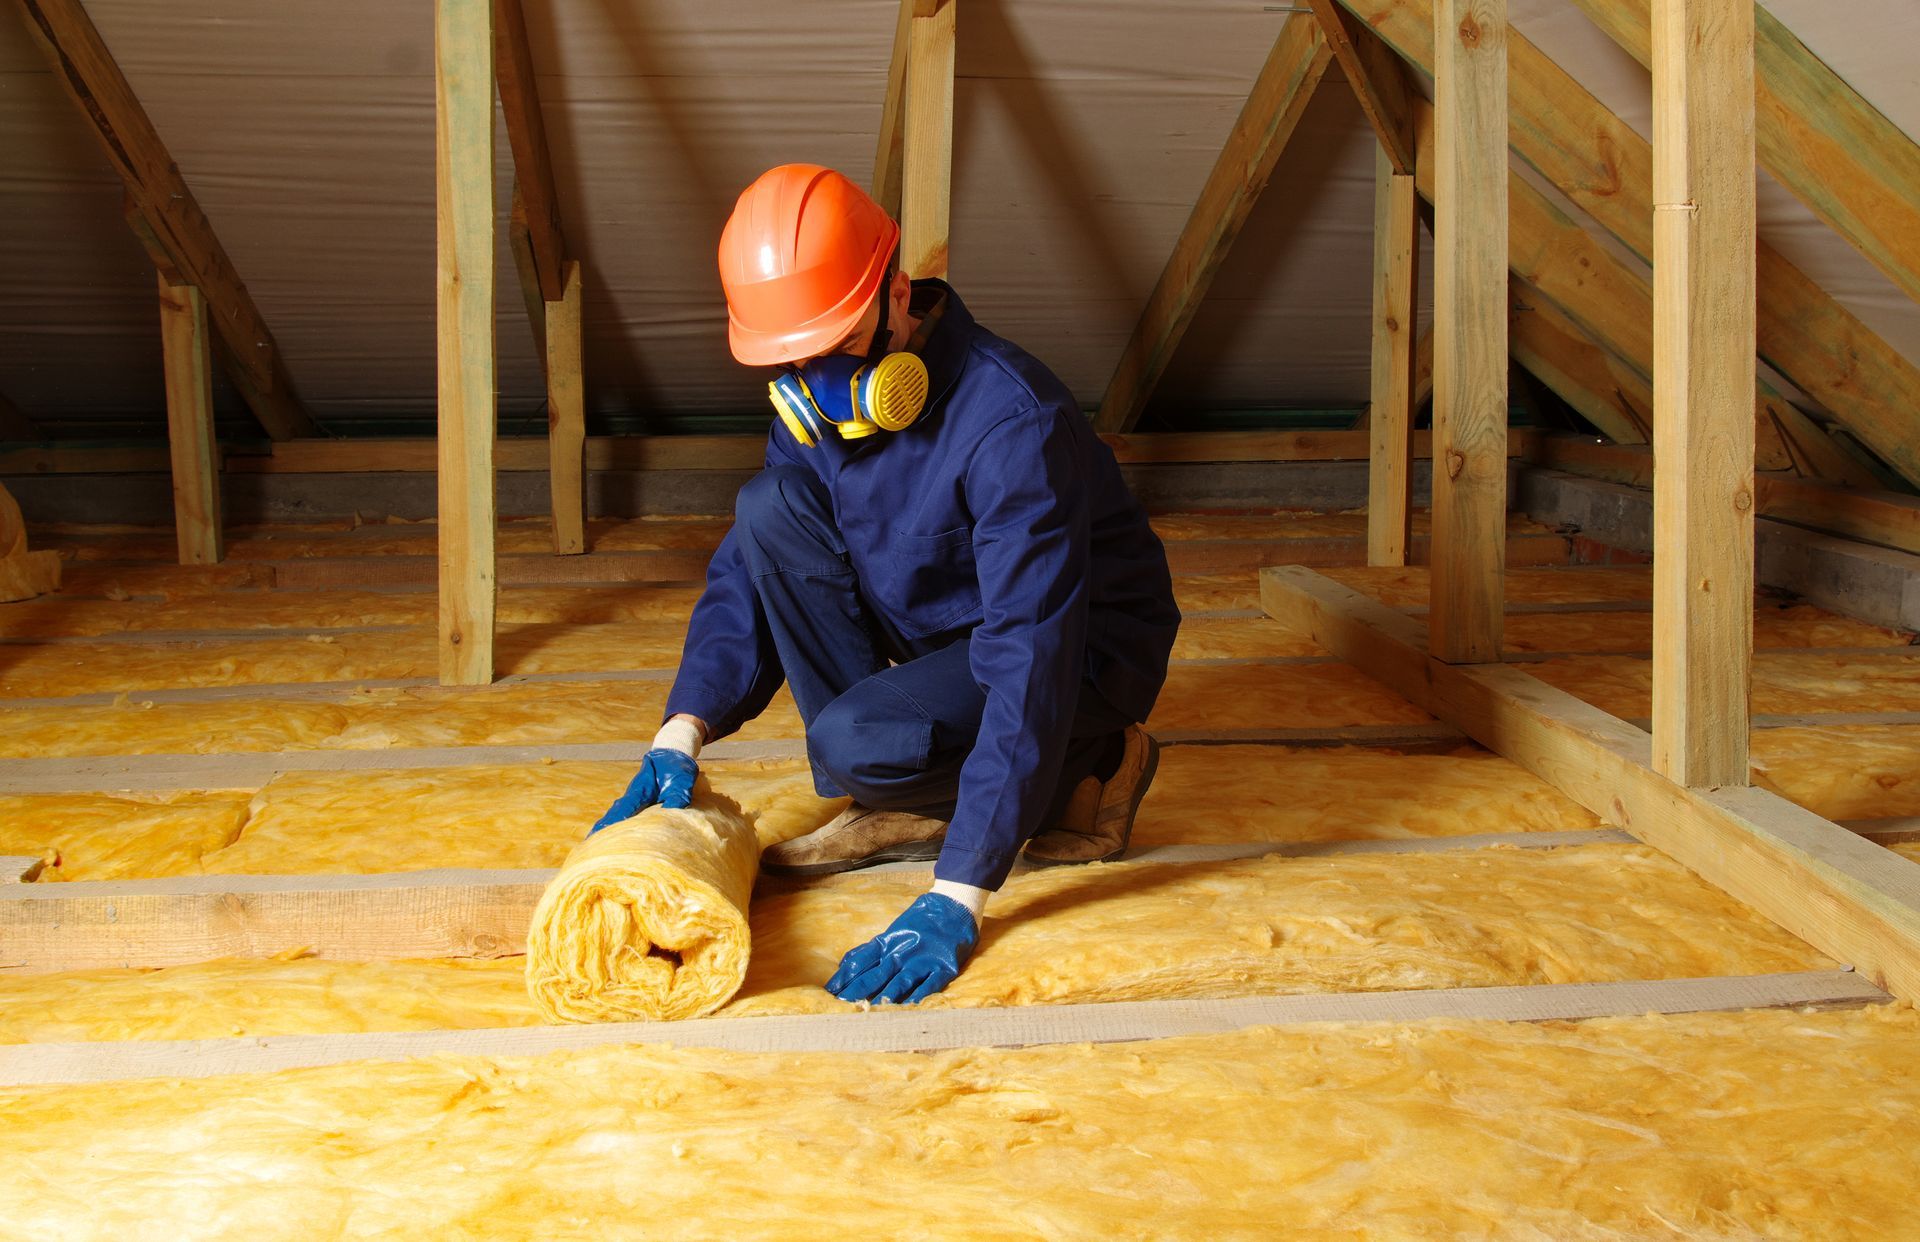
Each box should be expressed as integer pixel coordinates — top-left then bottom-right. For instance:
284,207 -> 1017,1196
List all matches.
767,277 -> 942,448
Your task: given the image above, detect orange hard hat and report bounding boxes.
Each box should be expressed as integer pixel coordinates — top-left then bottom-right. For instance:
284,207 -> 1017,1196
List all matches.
718,164 -> 900,366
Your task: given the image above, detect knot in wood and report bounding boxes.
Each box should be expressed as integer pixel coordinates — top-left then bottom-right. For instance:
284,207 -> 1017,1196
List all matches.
1733,488 -> 1753,512
1457,15 -> 1482,46
1445,449 -> 1467,479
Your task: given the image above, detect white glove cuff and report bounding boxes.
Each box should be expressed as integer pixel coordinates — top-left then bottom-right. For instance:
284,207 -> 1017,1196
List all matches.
652,715 -> 705,761
930,879 -> 989,925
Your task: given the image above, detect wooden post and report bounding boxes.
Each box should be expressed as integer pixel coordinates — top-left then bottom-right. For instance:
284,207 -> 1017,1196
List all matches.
156,276 -> 222,566
1650,0 -> 1755,787
1428,0 -> 1507,663
901,0 -> 955,280
435,0 -> 497,686
547,260 -> 586,556
1367,147 -> 1419,567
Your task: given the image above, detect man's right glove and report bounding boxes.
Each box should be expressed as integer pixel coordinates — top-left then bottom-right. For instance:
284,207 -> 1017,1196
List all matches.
590,716 -> 704,834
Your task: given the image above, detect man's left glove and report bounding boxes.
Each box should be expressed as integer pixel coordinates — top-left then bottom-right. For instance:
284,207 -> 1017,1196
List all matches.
590,716 -> 704,834
826,892 -> 980,1005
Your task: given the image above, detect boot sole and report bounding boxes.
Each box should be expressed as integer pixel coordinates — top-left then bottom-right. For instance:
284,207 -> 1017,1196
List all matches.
760,834 -> 947,878
1026,732 -> 1160,869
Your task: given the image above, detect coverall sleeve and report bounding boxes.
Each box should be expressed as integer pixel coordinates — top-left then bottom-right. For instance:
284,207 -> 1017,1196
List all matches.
661,426 -> 808,740
935,407 -> 1092,890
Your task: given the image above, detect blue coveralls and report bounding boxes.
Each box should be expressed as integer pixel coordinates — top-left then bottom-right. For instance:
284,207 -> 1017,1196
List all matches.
665,282 -> 1181,889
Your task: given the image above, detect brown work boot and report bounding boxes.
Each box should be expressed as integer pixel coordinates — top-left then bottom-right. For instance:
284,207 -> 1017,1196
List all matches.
760,803 -> 948,876
1023,725 -> 1160,866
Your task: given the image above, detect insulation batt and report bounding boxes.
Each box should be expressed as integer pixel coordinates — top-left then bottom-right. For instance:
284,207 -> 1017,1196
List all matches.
0,844 -> 1829,1043
2,1005 -> 1917,1239
1532,651 -> 1920,717
0,661 -> 1422,758
0,615 -> 1319,697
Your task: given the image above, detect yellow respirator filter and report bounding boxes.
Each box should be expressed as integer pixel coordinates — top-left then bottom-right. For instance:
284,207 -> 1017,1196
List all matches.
768,350 -> 930,447
857,351 -> 930,433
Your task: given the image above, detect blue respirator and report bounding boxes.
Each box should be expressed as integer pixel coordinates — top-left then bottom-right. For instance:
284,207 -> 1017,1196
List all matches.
767,286 -> 942,448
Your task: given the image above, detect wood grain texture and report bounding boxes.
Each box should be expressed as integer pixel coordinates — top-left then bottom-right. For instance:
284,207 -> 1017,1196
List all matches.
1427,0 -> 1507,663
1650,0 -> 1756,787
1509,278 -> 1649,444
1367,151 -> 1419,567
493,0 -> 566,300
435,0 -> 498,686
546,260 -> 586,556
0,972 -> 1881,1087
1338,0 -> 1920,487
1567,0 -> 1920,310
1093,17 -> 1333,433
1263,565 -> 1920,1002
14,0 -> 315,440
1308,0 -> 1416,172
871,0 -> 918,218
156,277 -> 223,567
508,181 -> 549,370
901,0 -> 956,280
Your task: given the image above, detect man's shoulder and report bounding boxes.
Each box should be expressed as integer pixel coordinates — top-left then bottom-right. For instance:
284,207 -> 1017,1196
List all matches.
952,324 -> 1077,420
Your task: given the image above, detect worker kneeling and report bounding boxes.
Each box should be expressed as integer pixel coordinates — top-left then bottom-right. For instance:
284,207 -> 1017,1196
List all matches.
592,165 -> 1180,1005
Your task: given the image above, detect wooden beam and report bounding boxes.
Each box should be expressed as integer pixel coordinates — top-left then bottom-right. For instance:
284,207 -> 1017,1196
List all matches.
1567,0 -> 1920,311
871,0 -> 918,219
1367,147 -> 1419,567
156,276 -> 223,567
1650,0 -> 1756,788
1337,0 -> 1920,488
0,391 -> 42,441
508,181 -> 549,371
1307,0 -> 1416,173
1261,566 -> 1920,1001
1528,433 -> 1920,557
1428,0 -> 1507,663
493,0 -> 567,301
0,972 -> 1881,1087
1093,19 -> 1333,433
547,259 -> 586,556
1509,278 -> 1649,444
436,0 -> 498,686
15,0 -> 317,441
900,0 -> 955,280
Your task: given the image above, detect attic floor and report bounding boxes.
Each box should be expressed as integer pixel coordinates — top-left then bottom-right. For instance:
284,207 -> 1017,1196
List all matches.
1,509 -> 1917,1238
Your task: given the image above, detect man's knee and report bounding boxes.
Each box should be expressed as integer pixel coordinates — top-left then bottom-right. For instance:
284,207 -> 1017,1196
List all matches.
806,683 -> 933,804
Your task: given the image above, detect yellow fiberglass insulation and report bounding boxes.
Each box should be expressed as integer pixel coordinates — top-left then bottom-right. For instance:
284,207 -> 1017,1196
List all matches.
524,798 -> 762,1023
1499,604 -> 1907,655
4,1005 -> 1918,1239
1752,725 -> 1920,820
0,844 -> 1828,1043
0,789 -> 250,881
1531,650 -> 1920,718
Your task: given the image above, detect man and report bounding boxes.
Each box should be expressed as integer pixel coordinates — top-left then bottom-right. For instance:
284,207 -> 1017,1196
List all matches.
594,164 -> 1179,1004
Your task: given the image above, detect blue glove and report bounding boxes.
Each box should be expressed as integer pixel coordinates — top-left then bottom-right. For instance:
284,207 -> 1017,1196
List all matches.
826,893 -> 980,1005
590,748 -> 699,833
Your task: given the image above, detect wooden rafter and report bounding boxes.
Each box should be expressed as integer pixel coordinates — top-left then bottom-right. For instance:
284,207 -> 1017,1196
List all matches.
1093,17 -> 1333,434
1305,0 -> 1414,173
1508,278 -> 1649,444
1262,567 -> 1920,1002
494,0 -> 568,302
1650,0 -> 1756,788
1568,0 -> 1920,311
1337,0 -> 1920,488
871,0 -> 919,219
900,0 -> 956,280
15,0 -> 316,441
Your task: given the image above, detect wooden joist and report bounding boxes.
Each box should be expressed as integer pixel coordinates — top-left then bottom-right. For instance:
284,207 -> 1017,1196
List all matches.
0,972 -> 1883,1088
435,0 -> 498,686
1567,0 -> 1920,311
1649,0 -> 1756,789
1366,147 -> 1419,567
1337,0 -> 1920,488
156,277 -> 223,567
1092,17 -> 1333,433
900,0 -> 956,280
1261,566 -> 1920,1001
15,0 -> 316,441
1306,0 -> 1415,173
1525,434 -> 1920,558
1428,0 -> 1507,663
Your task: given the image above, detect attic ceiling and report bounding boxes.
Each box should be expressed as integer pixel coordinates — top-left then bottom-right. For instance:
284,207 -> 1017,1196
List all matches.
0,0 -> 1915,441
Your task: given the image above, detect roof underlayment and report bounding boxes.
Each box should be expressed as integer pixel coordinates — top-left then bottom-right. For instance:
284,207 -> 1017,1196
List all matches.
0,0 -> 1916,437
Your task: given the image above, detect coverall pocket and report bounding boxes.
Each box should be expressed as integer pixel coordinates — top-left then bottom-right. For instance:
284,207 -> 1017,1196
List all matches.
880,526 -> 983,638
